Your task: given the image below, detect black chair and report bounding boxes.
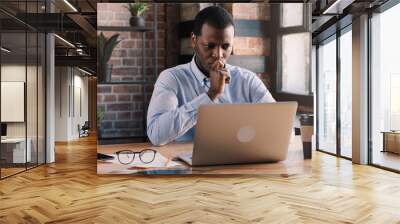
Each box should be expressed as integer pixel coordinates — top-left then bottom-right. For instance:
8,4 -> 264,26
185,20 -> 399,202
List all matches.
79,121 -> 90,138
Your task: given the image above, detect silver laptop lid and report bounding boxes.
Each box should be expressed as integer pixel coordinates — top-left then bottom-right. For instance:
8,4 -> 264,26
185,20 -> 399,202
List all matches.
192,102 -> 298,166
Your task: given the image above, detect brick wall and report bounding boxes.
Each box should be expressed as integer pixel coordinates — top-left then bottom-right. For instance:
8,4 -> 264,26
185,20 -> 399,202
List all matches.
228,3 -> 273,90
97,3 -> 276,140
97,3 -> 166,139
177,3 -> 274,89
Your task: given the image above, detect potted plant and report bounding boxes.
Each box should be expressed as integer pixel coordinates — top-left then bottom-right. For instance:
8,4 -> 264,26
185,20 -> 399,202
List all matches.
125,2 -> 149,27
97,32 -> 121,83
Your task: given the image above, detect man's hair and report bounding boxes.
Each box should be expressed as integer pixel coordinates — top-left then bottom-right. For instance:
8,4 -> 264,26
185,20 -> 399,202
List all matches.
193,6 -> 234,36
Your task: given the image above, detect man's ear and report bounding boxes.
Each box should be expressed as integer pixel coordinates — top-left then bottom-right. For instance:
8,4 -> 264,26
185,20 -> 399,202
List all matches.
191,32 -> 196,49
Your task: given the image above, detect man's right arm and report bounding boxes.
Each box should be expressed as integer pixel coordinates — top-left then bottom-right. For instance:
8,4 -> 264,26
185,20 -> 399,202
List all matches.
146,71 -> 213,146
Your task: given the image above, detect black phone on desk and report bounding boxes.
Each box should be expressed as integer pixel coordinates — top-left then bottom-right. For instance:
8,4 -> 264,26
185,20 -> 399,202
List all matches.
97,153 -> 114,161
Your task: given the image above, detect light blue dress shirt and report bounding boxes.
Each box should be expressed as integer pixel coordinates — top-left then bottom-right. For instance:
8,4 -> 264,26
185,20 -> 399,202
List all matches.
147,56 -> 275,146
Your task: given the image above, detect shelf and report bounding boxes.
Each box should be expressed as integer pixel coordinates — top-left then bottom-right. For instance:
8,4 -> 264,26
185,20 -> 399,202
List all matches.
97,26 -> 152,32
98,81 -> 152,85
98,136 -> 148,145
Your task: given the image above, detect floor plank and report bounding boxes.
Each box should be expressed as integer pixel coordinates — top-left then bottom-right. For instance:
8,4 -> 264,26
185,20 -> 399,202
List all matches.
0,135 -> 400,223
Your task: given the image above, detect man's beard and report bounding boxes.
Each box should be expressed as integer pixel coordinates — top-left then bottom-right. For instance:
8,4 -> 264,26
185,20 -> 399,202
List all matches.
193,44 -> 210,77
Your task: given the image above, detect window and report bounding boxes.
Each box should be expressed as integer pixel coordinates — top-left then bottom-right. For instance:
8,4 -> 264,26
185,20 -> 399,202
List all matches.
339,28 -> 352,158
281,4 -> 303,28
278,3 -> 312,96
317,36 -> 337,154
281,33 -> 311,95
370,2 -> 400,171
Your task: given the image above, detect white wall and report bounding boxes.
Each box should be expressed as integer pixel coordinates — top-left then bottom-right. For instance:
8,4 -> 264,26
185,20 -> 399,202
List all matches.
55,66 -> 70,141
54,67 -> 89,141
1,65 -> 35,138
1,64 -> 46,164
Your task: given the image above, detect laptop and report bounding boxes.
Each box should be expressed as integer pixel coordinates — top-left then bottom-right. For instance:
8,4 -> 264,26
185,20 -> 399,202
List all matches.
178,102 -> 298,166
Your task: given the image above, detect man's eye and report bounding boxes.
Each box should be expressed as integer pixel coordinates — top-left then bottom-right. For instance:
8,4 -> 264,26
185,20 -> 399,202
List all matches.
222,44 -> 231,50
206,44 -> 215,49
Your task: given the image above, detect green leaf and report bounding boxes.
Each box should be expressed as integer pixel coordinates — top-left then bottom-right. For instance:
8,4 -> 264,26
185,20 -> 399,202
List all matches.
125,2 -> 149,17
103,34 -> 121,63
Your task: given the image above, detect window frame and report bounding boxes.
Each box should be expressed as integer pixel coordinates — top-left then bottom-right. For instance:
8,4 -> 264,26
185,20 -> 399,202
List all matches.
368,0 -> 400,173
315,20 -> 353,160
275,3 -> 313,98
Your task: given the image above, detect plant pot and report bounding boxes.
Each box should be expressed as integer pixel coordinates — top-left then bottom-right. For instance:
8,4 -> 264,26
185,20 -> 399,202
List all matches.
130,16 -> 145,28
98,64 -> 113,83
105,64 -> 113,82
97,126 -> 104,139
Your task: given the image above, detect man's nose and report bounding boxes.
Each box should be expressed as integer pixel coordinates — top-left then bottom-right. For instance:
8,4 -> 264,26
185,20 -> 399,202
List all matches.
213,46 -> 223,59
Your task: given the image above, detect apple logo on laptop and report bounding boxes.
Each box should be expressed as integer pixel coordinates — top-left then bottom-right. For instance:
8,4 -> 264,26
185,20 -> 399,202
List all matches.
237,126 -> 256,143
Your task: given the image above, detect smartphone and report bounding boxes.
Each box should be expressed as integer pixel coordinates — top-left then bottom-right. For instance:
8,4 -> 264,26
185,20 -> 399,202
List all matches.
97,153 -> 114,161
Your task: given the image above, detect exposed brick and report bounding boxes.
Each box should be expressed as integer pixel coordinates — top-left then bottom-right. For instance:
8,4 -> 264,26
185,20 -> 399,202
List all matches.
145,85 -> 154,92
112,67 -> 140,76
130,32 -> 142,39
128,49 -> 142,57
114,121 -> 141,129
100,121 -> 113,129
113,12 -> 130,21
109,58 -> 122,66
234,37 -> 268,56
97,3 -> 171,138
103,112 -> 116,121
132,102 -> 143,111
112,49 -> 127,57
103,95 -> 117,102
97,85 -> 112,93
107,103 -> 133,111
121,40 -> 136,48
132,94 -> 143,101
122,58 -> 136,67
234,37 -> 248,49
97,104 -> 106,111
117,112 -> 131,120
118,95 -> 131,101
132,112 -> 143,119
145,41 -> 152,48
113,85 -> 140,93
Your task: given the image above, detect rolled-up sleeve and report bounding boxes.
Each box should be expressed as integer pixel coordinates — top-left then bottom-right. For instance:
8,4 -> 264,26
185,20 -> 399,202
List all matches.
248,74 -> 276,103
146,71 -> 213,146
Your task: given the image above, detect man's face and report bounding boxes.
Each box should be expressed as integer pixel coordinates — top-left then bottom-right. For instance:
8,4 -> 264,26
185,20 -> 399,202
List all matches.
191,23 -> 234,73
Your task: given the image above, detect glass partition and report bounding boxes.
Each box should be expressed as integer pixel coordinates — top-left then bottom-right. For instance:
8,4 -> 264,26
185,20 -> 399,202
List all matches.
38,32 -> 45,165
27,30 -> 38,169
1,25 -> 28,177
0,1 -> 46,179
370,3 -> 400,171
317,36 -> 337,155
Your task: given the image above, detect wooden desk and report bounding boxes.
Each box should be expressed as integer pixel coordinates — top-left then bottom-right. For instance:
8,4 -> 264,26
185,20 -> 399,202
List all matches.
97,136 -> 311,176
1,138 -> 31,164
382,131 -> 400,154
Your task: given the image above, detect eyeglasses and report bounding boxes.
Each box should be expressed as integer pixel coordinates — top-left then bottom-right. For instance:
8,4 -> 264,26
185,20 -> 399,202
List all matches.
115,149 -> 157,165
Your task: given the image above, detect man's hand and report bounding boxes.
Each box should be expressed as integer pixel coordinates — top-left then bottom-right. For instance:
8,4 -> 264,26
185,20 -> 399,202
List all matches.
207,59 -> 230,101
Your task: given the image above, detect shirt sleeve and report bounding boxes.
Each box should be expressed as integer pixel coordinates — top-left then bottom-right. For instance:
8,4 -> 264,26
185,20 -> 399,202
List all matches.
248,74 -> 276,103
146,71 -> 214,146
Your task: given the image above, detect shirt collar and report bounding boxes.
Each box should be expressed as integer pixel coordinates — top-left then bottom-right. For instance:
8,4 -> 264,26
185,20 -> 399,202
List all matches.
190,56 -> 209,88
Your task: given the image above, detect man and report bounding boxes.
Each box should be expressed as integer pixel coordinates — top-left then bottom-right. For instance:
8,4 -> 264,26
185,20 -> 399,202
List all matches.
147,6 -> 275,146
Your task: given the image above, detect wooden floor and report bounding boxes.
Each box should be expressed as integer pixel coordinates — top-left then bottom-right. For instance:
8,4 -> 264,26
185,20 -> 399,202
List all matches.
1,167 -> 26,178
372,150 -> 400,171
1,135 -> 400,223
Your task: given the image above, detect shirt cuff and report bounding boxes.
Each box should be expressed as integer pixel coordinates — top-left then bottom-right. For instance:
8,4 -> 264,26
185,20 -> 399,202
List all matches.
189,92 -> 214,110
